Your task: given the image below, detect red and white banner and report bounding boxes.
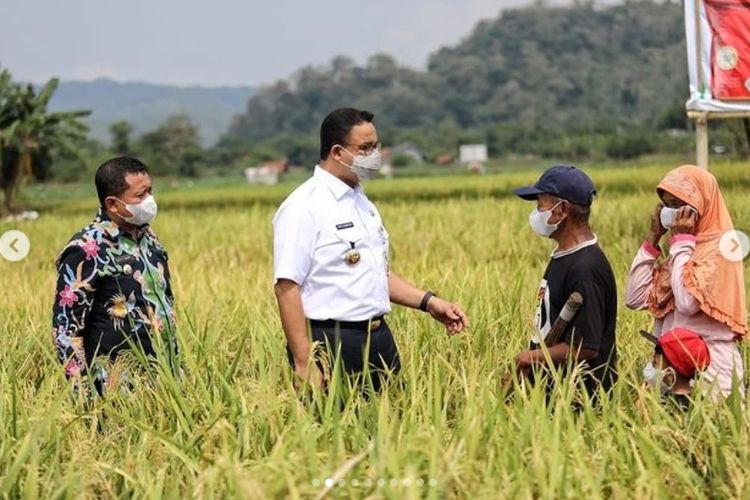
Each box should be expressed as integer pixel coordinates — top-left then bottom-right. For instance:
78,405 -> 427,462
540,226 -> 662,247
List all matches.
685,0 -> 750,111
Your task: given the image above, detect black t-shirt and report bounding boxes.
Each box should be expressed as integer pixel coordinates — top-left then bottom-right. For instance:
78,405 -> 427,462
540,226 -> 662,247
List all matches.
532,242 -> 618,396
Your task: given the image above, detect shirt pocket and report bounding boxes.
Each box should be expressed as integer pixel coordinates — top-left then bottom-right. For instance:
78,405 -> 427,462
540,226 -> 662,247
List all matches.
315,224 -> 366,266
105,255 -> 142,305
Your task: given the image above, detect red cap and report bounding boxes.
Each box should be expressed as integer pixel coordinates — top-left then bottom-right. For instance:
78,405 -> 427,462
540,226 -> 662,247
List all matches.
658,328 -> 711,378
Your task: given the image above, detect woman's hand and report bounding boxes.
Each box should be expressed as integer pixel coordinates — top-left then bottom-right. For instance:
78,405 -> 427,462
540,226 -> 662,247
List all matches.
647,203 -> 667,247
671,206 -> 699,235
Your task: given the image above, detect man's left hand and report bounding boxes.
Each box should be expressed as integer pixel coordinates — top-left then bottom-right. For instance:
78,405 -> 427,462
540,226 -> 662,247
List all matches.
426,297 -> 469,335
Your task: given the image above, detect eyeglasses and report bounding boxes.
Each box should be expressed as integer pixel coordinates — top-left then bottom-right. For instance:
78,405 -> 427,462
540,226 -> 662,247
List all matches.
344,142 -> 381,156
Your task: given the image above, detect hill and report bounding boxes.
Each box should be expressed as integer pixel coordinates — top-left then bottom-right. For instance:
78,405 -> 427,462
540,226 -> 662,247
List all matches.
47,78 -> 255,146
220,1 -> 688,160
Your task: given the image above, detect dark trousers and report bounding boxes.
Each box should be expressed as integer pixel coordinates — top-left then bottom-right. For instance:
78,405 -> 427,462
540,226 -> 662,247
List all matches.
287,318 -> 401,393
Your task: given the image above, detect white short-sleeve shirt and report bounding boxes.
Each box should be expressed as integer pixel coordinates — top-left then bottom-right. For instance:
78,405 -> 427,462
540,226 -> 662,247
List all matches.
272,166 -> 391,321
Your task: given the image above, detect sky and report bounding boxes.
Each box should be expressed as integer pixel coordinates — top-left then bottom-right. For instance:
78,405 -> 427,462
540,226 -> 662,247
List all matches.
0,0 -> 545,88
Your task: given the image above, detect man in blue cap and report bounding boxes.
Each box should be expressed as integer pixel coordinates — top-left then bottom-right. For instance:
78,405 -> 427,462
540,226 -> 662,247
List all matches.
512,165 -> 618,401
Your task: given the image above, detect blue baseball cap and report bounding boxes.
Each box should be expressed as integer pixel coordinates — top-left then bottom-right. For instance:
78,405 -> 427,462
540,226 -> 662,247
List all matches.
513,165 -> 596,206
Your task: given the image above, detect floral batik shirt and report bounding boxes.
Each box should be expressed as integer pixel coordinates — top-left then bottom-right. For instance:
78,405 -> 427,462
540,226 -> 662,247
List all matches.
51,208 -> 177,384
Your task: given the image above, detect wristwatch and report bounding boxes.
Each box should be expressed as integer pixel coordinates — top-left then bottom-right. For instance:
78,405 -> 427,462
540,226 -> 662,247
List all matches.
419,291 -> 436,312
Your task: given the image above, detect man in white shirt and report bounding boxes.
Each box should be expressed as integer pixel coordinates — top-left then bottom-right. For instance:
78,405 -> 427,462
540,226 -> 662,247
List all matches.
273,108 -> 469,392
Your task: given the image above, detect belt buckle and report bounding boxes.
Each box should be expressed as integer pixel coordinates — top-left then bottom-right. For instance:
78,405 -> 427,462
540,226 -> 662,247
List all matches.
369,319 -> 382,332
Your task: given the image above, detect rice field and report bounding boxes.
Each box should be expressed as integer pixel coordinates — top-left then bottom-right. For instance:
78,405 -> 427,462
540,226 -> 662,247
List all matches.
1,160 -> 750,499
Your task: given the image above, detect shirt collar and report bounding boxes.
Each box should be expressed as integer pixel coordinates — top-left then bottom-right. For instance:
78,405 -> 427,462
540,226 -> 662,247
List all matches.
552,235 -> 598,259
313,165 -> 358,200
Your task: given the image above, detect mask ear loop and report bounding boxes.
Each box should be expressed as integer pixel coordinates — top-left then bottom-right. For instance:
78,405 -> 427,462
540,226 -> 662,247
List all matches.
107,197 -> 130,221
552,200 -> 567,219
332,145 -> 355,170
542,200 -> 566,227
537,200 -> 563,213
663,366 -> 678,391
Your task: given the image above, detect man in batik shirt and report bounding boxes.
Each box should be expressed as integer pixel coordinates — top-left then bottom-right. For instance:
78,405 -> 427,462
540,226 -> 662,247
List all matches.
51,156 -> 177,393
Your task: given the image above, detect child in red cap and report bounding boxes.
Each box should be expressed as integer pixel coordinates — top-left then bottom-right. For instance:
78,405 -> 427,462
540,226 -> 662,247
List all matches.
641,327 -> 711,408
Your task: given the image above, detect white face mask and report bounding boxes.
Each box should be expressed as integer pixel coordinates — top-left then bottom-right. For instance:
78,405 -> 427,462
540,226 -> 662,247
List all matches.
642,361 -> 676,395
529,201 -> 563,238
336,146 -> 383,181
660,205 -> 696,229
115,195 -> 158,226
659,207 -> 679,229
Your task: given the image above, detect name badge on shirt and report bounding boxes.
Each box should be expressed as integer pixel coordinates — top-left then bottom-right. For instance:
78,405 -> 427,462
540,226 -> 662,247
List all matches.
114,254 -> 136,265
336,222 -> 354,230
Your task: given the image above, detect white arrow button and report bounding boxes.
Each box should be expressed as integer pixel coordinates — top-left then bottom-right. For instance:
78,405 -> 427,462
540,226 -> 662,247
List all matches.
720,230 -> 750,263
0,230 -> 30,262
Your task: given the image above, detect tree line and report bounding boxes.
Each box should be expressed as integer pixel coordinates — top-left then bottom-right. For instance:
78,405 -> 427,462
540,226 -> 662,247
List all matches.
2,0 -> 749,209
218,1 -> 747,165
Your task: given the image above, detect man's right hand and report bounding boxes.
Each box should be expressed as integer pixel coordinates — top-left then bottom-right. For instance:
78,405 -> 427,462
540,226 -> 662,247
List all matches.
64,357 -> 84,379
293,361 -> 325,391
647,202 -> 667,247
275,279 -> 326,391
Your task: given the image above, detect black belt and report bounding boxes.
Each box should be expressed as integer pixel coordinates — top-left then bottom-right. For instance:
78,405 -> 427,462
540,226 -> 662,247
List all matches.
309,316 -> 384,332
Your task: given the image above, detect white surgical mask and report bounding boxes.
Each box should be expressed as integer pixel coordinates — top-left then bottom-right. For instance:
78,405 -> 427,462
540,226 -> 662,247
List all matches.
660,205 -> 696,230
529,201 -> 563,238
642,361 -> 676,395
336,146 -> 383,181
116,195 -> 158,226
659,207 -> 679,229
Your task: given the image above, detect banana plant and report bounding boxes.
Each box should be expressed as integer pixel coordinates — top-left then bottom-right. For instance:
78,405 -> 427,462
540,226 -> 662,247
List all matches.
0,66 -> 90,214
